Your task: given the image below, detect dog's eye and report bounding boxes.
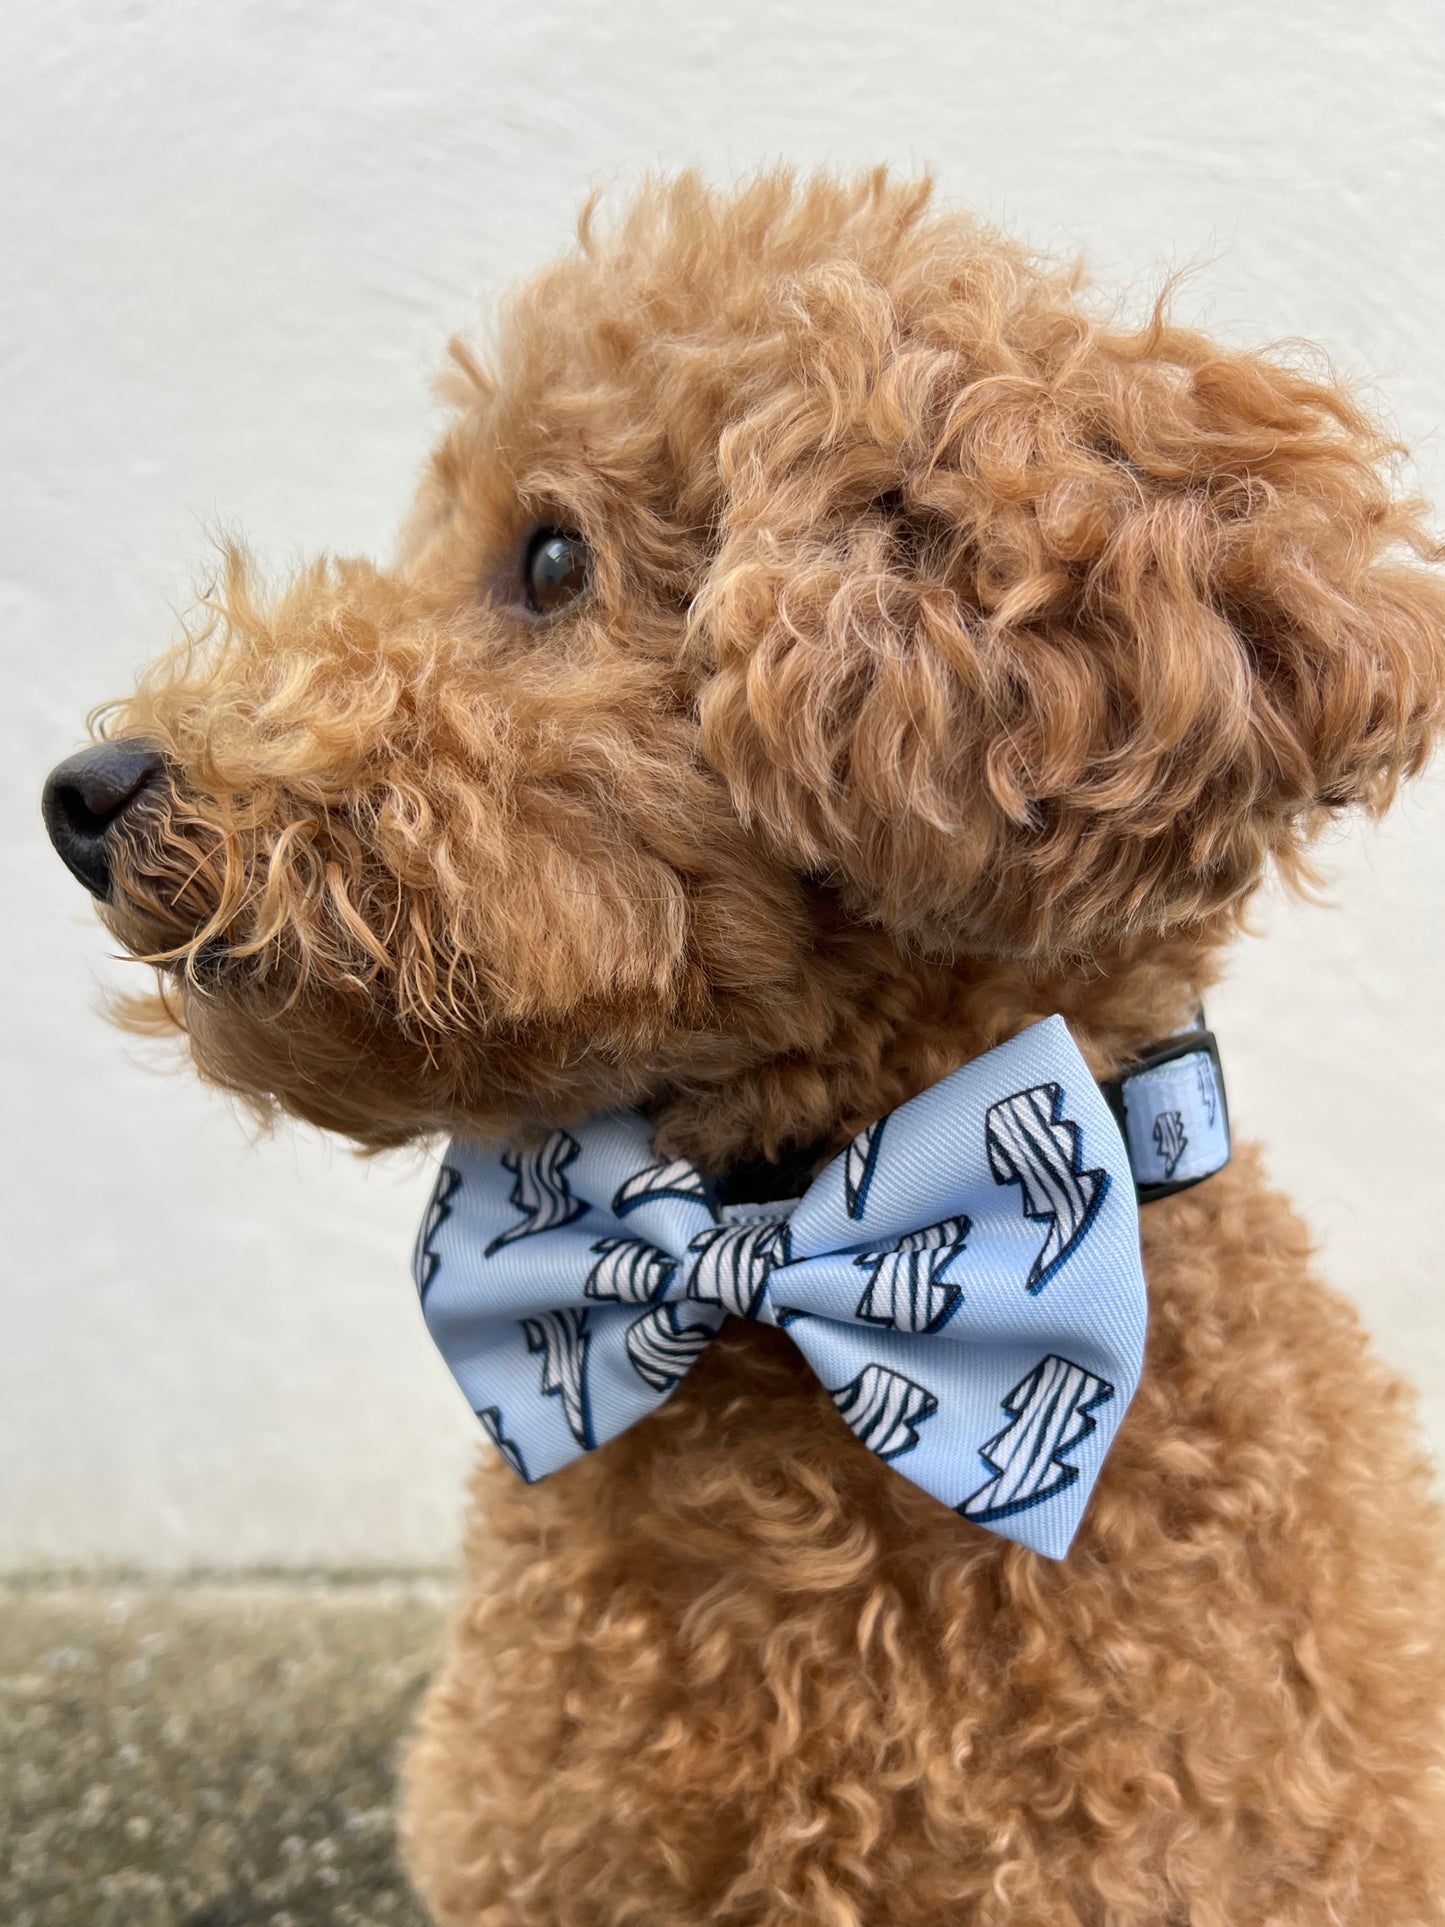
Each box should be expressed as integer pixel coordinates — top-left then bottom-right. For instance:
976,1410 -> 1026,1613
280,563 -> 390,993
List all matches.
525,528 -> 590,616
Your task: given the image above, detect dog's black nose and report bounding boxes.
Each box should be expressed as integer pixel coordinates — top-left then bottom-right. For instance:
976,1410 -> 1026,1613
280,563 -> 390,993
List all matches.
42,739 -> 165,900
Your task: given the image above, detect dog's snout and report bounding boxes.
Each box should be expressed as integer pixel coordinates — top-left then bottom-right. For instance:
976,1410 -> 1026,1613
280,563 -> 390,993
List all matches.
42,739 -> 165,900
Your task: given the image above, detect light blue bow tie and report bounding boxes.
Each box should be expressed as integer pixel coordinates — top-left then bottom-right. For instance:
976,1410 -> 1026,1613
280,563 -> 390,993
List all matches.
414,1016 -> 1152,1559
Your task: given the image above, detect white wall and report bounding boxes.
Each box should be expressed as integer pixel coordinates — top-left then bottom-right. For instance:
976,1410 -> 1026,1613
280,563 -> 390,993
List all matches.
4,0 -> 1444,1570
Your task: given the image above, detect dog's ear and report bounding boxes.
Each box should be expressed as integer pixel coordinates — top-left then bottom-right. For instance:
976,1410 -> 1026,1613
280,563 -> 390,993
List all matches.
692,259 -> 1445,958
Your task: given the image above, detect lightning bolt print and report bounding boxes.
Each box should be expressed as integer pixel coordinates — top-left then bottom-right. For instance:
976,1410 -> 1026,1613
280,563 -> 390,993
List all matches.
985,1083 -> 1109,1291
521,1308 -> 594,1449
685,1218 -> 789,1320
853,1215 -> 970,1333
829,1364 -> 939,1461
485,1131 -> 587,1256
413,1164 -> 460,1306
843,1118 -> 886,1220
1153,1109 -> 1188,1180
612,1155 -> 710,1217
624,1303 -> 725,1392
475,1405 -> 530,1482
585,1238 -> 677,1305
958,1354 -> 1114,1525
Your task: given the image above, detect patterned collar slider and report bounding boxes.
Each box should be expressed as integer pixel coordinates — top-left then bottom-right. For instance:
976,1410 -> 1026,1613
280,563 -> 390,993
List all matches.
1099,1021 -> 1230,1204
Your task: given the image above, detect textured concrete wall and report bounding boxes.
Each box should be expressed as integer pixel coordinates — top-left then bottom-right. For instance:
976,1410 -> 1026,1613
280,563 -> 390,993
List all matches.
4,0 -> 1444,1568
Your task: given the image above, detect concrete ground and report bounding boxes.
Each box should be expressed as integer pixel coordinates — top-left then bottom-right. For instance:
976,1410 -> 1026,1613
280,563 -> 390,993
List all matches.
1,1577 -> 451,1927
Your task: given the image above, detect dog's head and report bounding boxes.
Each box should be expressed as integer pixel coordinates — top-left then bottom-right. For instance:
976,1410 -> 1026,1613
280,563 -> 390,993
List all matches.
44,173 -> 1445,1155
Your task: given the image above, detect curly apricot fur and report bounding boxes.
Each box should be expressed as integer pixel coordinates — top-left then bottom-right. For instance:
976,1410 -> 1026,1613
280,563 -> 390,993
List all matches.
79,172 -> 1445,1923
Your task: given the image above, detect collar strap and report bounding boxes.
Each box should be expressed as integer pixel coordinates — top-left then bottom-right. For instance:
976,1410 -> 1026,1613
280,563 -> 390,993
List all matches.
1098,1019 -> 1231,1203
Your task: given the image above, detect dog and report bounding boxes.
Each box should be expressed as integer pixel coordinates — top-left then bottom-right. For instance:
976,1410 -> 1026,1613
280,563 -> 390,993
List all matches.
44,172 -> 1445,1925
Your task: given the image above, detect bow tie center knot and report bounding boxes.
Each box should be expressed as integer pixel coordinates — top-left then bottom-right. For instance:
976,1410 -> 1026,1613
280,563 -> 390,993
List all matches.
681,1215 -> 791,1322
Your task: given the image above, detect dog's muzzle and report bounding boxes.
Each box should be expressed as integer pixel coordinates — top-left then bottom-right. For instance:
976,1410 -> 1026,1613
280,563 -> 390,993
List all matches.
42,738 -> 166,900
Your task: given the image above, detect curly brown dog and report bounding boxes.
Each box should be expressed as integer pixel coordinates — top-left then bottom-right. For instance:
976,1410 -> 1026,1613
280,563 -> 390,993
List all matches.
43,172 -> 1445,1925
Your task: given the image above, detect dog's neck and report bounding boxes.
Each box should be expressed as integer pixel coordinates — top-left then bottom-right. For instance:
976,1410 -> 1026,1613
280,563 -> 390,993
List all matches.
646,924 -> 1220,1179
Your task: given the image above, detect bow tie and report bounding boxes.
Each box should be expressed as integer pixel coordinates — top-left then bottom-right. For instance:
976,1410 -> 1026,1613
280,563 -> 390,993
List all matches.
415,1017 -> 1170,1559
